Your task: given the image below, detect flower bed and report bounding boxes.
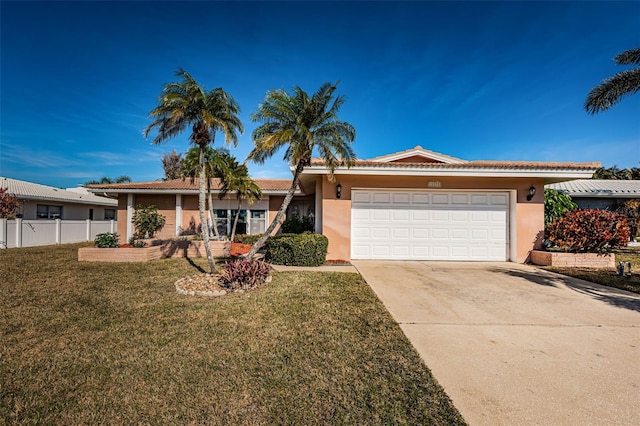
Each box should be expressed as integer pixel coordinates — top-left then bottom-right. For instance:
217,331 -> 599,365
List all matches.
530,250 -> 615,268
79,239 -> 230,262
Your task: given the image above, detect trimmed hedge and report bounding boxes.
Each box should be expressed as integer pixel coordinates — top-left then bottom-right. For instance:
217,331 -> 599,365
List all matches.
265,233 -> 328,266
233,234 -> 263,245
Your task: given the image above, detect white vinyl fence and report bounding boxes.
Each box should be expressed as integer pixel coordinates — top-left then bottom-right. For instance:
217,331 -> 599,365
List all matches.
0,219 -> 117,249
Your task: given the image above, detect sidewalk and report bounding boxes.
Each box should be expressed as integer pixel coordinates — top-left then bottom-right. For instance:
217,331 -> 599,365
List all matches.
271,264 -> 359,273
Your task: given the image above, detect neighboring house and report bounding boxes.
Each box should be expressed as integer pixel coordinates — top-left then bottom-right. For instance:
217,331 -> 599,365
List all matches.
87,146 -> 597,263
546,179 -> 640,210
1,177 -> 118,220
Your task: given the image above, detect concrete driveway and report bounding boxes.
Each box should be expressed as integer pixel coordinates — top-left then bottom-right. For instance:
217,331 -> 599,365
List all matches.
353,261 -> 640,426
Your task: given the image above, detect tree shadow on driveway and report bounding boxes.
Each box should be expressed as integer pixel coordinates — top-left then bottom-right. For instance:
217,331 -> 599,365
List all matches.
489,266 -> 640,313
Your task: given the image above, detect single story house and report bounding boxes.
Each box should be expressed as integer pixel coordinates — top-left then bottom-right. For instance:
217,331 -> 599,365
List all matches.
546,179 -> 640,210
1,176 -> 118,220
88,146 -> 598,263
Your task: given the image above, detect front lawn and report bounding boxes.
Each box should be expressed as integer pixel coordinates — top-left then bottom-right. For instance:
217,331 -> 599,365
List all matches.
0,243 -> 465,425
543,247 -> 640,294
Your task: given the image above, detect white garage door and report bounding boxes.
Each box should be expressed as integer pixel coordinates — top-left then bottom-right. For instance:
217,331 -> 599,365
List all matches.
351,190 -> 509,261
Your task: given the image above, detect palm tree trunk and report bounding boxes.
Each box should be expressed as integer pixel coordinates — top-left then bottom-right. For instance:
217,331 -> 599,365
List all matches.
231,197 -> 242,242
199,147 -> 217,273
246,162 -> 303,259
207,180 -> 219,239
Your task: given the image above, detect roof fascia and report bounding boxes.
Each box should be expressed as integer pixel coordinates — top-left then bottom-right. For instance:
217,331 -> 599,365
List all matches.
17,194 -> 117,206
369,148 -> 467,164
87,188 -> 302,196
300,166 -> 597,179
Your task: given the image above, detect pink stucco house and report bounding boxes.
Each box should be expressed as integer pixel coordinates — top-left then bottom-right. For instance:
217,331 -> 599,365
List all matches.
88,146 -> 598,263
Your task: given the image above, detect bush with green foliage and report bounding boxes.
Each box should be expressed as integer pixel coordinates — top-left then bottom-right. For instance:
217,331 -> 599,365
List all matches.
233,234 -> 263,245
546,209 -> 630,254
220,259 -> 271,290
94,232 -> 119,248
132,205 -> 166,238
127,236 -> 147,248
281,214 -> 314,234
265,233 -> 328,266
544,188 -> 577,226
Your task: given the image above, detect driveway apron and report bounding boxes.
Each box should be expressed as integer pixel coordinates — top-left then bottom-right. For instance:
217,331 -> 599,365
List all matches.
353,261 -> 640,426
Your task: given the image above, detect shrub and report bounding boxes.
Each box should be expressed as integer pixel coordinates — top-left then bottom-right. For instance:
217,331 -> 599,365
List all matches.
233,234 -> 263,245
220,259 -> 271,291
128,236 -> 147,248
617,200 -> 640,240
0,187 -> 19,219
281,214 -> 314,234
94,232 -> 119,248
132,205 -> 166,238
544,188 -> 577,226
265,233 -> 328,266
546,209 -> 630,254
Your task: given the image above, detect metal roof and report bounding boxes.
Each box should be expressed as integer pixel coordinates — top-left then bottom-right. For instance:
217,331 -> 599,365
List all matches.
1,177 -> 118,206
546,179 -> 640,198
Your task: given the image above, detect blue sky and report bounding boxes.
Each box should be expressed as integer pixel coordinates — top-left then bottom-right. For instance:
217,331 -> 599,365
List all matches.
1,1 -> 639,188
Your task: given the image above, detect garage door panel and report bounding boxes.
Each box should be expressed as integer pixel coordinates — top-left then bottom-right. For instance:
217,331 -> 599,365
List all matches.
412,228 -> 429,239
351,190 -> 508,261
393,210 -> 410,220
432,194 -> 449,204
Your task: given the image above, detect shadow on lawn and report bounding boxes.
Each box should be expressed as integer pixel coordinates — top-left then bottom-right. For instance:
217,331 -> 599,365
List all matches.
490,267 -> 640,313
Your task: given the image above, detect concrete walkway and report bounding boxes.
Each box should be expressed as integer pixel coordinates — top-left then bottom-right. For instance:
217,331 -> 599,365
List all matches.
271,264 -> 358,273
353,261 -> 640,426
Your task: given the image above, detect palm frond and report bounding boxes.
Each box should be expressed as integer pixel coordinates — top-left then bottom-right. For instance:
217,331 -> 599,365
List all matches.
584,68 -> 640,114
615,48 -> 640,66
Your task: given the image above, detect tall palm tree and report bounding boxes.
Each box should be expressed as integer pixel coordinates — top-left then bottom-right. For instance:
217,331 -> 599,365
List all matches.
585,47 -> 640,114
245,82 -> 356,259
144,69 -> 243,273
220,161 -> 262,242
182,146 -> 233,239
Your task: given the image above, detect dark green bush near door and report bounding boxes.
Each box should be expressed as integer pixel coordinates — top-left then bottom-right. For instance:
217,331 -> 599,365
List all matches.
265,233 -> 328,266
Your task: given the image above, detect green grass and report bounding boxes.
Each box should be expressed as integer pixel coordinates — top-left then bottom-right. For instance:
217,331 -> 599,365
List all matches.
543,247 -> 640,294
0,243 -> 465,425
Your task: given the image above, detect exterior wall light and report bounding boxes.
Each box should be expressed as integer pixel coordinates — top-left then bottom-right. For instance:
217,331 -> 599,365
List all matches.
527,185 -> 536,201
336,183 -> 342,199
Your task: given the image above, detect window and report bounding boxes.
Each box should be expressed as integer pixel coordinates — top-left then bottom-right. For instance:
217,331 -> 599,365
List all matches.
36,204 -> 62,219
250,210 -> 266,234
213,209 -> 267,235
89,209 -> 94,220
214,209 -> 229,236
105,209 -> 116,220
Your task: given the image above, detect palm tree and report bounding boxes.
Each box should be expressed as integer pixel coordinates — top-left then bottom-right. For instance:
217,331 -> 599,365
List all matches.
85,175 -> 131,185
182,146 -> 233,239
245,82 -> 356,259
144,69 -> 243,273
220,161 -> 262,242
585,47 -> 640,114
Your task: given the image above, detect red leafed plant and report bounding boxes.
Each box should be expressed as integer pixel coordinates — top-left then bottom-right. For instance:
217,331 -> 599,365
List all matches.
220,259 -> 271,291
546,209 -> 630,254
230,243 -> 252,257
0,187 -> 19,219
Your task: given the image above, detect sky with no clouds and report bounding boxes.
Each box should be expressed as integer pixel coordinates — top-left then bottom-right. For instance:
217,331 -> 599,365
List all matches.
1,1 -> 639,188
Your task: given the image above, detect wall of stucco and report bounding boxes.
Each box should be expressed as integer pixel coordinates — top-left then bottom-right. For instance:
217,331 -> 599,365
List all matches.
318,174 -> 545,263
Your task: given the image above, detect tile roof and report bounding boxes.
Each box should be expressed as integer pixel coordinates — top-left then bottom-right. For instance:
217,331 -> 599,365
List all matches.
310,159 -> 600,170
1,177 -> 118,206
87,178 -> 296,193
547,179 -> 640,196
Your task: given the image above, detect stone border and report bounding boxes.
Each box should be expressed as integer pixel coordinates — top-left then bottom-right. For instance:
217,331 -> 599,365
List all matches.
530,250 -> 615,268
174,275 -> 228,297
